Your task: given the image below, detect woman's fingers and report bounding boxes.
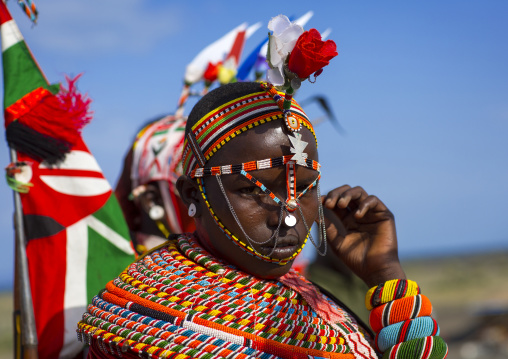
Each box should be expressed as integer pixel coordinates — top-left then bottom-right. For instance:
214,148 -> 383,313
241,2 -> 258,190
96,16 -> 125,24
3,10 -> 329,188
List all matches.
322,185 -> 351,209
323,185 -> 369,211
355,195 -> 381,218
322,186 -> 392,227
337,186 -> 368,210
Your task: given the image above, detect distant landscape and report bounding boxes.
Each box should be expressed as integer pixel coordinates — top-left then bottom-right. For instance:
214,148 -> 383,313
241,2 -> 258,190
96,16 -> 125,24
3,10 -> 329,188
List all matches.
402,250 -> 508,359
0,249 -> 507,359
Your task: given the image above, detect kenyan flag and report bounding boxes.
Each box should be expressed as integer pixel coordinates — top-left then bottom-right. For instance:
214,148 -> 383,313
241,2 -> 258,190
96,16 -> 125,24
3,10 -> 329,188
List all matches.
1,3 -> 136,358
17,140 -> 136,359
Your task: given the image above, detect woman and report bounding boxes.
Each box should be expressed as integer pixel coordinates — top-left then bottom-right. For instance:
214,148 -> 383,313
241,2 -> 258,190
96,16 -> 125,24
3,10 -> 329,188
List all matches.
77,81 -> 447,358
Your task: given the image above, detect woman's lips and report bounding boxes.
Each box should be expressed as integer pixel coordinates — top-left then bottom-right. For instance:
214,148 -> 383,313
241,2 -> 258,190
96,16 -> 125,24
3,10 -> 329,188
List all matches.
259,236 -> 300,259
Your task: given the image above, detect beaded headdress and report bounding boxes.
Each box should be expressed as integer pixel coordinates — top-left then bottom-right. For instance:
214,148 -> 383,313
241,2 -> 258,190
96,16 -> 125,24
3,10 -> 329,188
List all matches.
130,115 -> 188,234
183,15 -> 338,265
181,86 -> 316,175
131,116 -> 186,190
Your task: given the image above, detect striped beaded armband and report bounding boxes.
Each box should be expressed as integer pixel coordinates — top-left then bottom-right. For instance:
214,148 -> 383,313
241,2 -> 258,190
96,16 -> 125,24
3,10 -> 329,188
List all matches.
369,294 -> 432,333
381,336 -> 448,359
365,279 -> 420,311
375,316 -> 440,352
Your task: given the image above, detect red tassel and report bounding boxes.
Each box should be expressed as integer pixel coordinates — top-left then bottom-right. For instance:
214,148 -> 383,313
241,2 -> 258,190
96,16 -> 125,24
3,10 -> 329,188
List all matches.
16,74 -> 92,147
57,74 -> 93,131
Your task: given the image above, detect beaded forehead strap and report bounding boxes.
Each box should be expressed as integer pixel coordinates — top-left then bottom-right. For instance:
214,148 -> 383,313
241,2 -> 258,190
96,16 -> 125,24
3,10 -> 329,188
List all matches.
190,155 -> 321,209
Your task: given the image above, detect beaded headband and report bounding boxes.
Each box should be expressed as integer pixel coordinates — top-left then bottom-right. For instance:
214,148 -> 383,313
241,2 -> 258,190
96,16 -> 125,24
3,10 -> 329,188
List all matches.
190,154 -> 321,209
181,83 -> 317,176
189,155 -> 320,178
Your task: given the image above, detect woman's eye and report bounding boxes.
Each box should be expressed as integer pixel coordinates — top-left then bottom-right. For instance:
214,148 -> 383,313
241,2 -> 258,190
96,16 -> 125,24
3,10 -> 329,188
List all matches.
239,187 -> 263,196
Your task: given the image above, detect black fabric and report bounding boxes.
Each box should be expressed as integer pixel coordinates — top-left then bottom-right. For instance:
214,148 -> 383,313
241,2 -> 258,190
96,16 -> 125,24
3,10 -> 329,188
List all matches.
6,121 -> 70,164
23,214 -> 65,241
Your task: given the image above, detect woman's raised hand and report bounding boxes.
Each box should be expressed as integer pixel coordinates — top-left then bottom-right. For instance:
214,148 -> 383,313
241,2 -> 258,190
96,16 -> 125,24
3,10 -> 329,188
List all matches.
321,185 -> 406,287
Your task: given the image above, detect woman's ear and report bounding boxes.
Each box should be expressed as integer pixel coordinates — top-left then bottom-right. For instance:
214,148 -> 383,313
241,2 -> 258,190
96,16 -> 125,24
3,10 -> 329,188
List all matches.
176,175 -> 202,218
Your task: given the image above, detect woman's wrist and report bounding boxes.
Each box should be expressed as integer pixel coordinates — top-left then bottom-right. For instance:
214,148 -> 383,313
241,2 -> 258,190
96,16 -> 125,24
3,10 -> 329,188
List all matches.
363,263 -> 407,288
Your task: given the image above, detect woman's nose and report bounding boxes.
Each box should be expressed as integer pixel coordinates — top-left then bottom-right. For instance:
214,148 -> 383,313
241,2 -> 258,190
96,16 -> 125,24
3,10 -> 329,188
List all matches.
266,205 -> 283,228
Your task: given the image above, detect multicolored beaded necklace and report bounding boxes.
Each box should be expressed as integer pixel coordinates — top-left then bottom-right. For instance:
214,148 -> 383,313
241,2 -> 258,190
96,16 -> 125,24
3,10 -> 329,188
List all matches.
182,82 -> 328,265
77,234 -> 378,359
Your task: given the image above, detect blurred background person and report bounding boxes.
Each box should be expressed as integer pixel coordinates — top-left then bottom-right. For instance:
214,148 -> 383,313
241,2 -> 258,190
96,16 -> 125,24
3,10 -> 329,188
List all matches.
115,115 -> 195,253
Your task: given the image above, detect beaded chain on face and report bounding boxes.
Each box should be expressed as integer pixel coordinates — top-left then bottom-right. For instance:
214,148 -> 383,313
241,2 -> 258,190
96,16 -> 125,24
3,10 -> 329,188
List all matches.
251,83 -> 329,258
77,234 -> 377,359
191,153 -> 325,262
196,176 -> 309,265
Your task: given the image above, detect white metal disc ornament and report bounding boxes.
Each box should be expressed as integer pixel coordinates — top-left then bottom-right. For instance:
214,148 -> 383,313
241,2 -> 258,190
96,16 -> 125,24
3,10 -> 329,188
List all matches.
149,205 -> 165,221
188,203 -> 197,217
284,214 -> 297,227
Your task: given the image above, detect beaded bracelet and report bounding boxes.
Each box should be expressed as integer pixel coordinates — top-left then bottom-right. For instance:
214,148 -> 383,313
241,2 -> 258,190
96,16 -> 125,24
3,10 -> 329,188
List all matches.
369,294 -> 432,333
381,336 -> 448,359
365,279 -> 420,311
375,316 -> 440,352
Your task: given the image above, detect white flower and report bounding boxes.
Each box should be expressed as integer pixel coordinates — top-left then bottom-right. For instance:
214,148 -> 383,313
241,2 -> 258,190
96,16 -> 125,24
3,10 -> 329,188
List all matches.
266,15 -> 304,86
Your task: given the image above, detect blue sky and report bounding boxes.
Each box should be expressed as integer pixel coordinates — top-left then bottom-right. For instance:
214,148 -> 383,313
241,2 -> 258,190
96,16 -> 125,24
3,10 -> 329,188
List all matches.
1,0 -> 507,287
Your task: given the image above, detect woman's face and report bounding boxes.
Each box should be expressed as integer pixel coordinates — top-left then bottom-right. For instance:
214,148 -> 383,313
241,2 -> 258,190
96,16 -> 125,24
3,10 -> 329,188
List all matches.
193,120 -> 319,279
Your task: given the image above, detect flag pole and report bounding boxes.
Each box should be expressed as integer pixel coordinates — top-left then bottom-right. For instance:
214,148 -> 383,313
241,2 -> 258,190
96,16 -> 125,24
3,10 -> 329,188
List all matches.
10,148 -> 38,359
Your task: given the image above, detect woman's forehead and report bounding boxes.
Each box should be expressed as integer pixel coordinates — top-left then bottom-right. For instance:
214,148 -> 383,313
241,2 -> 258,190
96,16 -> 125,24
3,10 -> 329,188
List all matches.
206,123 -> 318,167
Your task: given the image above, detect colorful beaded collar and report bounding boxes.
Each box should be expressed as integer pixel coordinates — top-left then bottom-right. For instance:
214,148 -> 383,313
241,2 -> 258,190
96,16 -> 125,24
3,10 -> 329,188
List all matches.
77,234 -> 373,359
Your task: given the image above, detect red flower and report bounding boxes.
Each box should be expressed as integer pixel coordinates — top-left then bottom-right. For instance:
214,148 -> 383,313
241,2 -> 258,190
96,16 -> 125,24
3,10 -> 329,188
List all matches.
203,61 -> 221,83
287,29 -> 338,79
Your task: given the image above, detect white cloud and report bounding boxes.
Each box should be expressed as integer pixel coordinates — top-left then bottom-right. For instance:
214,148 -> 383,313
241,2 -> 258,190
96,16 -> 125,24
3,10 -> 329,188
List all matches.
15,0 -> 183,56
